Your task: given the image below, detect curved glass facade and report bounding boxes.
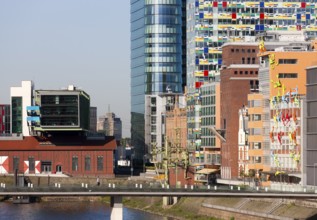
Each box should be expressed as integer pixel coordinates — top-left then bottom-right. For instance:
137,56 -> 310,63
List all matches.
144,0 -> 183,94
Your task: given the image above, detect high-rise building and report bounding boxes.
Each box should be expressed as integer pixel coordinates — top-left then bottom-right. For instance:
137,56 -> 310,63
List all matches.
0,105 -> 10,134
130,0 -> 186,159
186,0 -> 317,168
98,112 -> 122,141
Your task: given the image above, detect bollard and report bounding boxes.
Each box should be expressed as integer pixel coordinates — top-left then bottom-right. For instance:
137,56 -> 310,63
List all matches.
55,183 -> 58,187
82,183 -> 84,188
109,183 -> 111,188
292,188 -> 295,193
85,184 -> 88,188
214,185 -> 217,190
140,184 -> 142,189
135,183 -> 138,188
265,187 -> 268,192
58,183 -> 61,188
185,184 -> 187,189
208,185 -> 210,190
256,187 -> 259,191
304,188 -> 307,193
238,186 -> 240,191
162,184 -> 165,189
167,185 -> 169,189
230,186 -> 233,190
28,183 -> 31,188
31,184 -> 33,188
191,185 -> 194,190
112,183 -> 115,189
0,183 -> 2,188
3,183 -> 5,188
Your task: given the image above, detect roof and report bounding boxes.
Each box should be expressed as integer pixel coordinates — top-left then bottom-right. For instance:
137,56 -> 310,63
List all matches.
0,136 -> 117,151
196,168 -> 219,175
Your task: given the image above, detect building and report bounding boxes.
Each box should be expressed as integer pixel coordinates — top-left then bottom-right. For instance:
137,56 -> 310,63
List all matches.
10,81 -> 33,136
97,112 -> 122,141
130,0 -> 186,159
89,107 -> 97,132
0,135 -> 116,176
257,38 -> 317,188
304,66 -> 317,186
220,43 -> 259,179
185,0 -> 317,168
0,105 -> 10,134
29,85 -> 90,133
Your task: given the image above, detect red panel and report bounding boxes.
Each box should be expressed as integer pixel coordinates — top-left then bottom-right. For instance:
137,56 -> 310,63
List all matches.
232,13 -> 236,19
301,2 -> 306,8
204,70 -> 208,77
222,2 -> 227,8
195,82 -> 203,88
297,25 -> 302,31
260,13 -> 264,20
213,1 -> 218,7
2,157 -> 9,172
35,161 -> 41,172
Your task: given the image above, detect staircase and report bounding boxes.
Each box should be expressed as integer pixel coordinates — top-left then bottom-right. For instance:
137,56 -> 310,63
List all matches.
24,176 -> 32,186
234,198 -> 250,209
266,199 -> 283,214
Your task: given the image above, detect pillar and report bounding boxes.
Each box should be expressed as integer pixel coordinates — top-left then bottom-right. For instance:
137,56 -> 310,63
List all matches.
110,196 -> 123,220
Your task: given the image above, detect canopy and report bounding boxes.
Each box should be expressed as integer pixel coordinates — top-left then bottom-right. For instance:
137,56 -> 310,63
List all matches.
196,168 -> 218,175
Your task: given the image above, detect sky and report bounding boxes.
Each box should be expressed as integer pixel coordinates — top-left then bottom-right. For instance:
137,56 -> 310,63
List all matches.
0,1 -> 131,137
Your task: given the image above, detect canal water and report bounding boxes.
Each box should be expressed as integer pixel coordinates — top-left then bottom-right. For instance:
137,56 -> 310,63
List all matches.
0,201 -> 174,220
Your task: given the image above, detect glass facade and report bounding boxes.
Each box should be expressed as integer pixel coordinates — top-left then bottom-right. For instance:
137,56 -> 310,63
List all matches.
11,97 -> 22,134
131,0 -> 184,159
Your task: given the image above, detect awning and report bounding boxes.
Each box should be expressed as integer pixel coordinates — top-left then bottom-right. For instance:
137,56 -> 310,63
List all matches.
196,168 -> 218,175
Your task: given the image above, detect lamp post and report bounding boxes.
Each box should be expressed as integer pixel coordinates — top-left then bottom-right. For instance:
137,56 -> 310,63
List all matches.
314,163 -> 317,188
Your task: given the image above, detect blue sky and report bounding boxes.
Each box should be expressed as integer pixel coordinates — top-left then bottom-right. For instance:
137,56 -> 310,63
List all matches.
0,1 -> 131,137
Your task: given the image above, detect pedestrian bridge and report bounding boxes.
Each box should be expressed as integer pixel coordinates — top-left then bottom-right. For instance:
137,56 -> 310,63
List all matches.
1,183 -> 317,219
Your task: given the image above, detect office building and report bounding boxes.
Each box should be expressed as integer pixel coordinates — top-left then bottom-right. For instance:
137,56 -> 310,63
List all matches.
98,112 -> 122,141
131,0 -> 186,159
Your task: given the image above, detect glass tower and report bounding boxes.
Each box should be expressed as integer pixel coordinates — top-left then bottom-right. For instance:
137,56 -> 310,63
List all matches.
131,0 -> 184,159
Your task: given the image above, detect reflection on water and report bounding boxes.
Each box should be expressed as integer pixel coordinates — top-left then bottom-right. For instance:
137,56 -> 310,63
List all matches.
0,201 -> 173,220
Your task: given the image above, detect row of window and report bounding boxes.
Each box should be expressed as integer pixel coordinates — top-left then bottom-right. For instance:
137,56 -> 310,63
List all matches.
72,156 -> 104,171
234,70 -> 258,75
231,48 -> 256,53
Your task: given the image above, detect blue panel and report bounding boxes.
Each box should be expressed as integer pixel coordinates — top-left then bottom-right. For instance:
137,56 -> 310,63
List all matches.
199,13 -> 204,19
27,106 -> 40,111
196,59 -> 199,65
297,14 -> 301,20
204,47 -> 208,53
218,59 -> 222,65
255,25 -> 259,31
27,116 -> 40,122
260,2 -> 264,8
306,14 -> 310,20
195,1 -> 199,7
260,25 -> 264,31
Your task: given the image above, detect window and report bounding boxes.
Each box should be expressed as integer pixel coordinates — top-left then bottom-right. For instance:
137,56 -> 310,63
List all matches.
250,71 -> 254,74
278,59 -> 297,64
254,142 -> 261,149
85,156 -> 91,171
231,49 -> 234,52
252,114 -> 261,121
278,73 -> 298,78
28,157 -> 35,172
97,156 -> 103,171
234,71 -> 238,74
72,156 -> 78,171
13,156 -> 19,172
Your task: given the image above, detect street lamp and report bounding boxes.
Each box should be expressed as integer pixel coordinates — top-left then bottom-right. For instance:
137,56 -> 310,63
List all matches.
313,163 -> 317,188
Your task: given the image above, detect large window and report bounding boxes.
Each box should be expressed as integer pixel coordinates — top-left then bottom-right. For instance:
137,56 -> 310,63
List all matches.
11,97 -> 22,133
28,157 -> 35,172
72,156 -> 78,171
85,156 -> 91,171
278,59 -> 297,64
278,73 -> 298,78
97,156 -> 104,171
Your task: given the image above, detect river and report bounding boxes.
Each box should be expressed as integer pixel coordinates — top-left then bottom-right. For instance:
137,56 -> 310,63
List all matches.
0,201 -> 174,220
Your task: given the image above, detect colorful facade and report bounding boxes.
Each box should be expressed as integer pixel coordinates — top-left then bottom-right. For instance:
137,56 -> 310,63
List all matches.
186,0 -> 317,166
0,105 -> 10,135
258,41 -> 317,186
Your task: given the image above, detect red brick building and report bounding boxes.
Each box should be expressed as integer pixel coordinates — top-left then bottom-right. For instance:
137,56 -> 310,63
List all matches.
0,135 -> 116,177
220,43 -> 259,179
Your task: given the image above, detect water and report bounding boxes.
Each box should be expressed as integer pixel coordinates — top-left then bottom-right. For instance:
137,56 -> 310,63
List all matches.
0,201 -> 173,220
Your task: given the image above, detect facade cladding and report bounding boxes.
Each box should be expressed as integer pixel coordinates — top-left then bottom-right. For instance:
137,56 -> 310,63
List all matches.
131,0 -> 185,159
0,105 -> 10,134
186,0 -> 317,163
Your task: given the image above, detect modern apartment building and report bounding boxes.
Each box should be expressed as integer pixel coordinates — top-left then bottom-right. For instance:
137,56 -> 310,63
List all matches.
130,0 -> 186,159
185,0 -> 317,169
0,105 -> 10,135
